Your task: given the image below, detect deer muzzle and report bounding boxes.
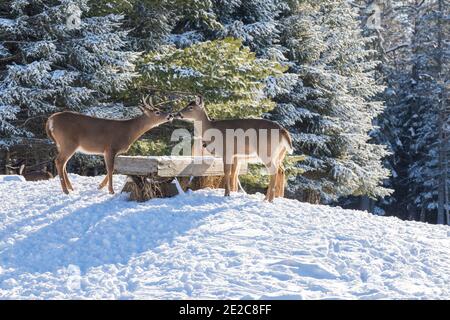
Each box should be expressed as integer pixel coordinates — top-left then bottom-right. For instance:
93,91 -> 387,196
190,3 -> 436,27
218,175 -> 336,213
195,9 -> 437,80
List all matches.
174,112 -> 183,119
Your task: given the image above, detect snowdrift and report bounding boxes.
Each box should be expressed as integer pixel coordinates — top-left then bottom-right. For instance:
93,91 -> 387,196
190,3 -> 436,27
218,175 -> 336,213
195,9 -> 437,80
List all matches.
0,175 -> 449,299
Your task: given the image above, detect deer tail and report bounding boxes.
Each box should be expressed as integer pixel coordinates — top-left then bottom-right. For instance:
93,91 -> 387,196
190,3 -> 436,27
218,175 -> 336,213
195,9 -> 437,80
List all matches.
45,116 -> 56,144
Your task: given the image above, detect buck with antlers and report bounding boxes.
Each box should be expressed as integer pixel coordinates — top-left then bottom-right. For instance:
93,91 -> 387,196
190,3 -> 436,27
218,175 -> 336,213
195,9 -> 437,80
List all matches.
46,97 -> 172,194
175,96 -> 293,202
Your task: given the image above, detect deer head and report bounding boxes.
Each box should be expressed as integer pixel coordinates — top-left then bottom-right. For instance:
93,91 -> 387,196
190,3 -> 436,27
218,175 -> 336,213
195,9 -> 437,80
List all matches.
174,95 -> 205,121
139,95 -> 173,124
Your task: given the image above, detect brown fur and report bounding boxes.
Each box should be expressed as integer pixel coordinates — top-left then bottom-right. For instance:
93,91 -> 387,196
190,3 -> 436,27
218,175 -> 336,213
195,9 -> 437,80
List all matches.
19,165 -> 53,181
175,97 -> 293,202
46,101 -> 172,195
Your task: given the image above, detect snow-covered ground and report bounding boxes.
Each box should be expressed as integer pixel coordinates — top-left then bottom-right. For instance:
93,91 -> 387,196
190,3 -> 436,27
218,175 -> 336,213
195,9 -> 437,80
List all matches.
0,174 -> 449,299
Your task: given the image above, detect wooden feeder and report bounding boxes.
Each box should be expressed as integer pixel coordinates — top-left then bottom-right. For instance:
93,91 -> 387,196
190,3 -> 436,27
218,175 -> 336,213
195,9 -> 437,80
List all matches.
115,156 -> 248,202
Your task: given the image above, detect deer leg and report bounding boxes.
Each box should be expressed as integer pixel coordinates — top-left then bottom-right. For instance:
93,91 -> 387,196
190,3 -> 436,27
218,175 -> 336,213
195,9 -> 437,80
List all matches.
230,159 -> 241,192
275,149 -> 287,198
266,174 -> 277,202
275,166 -> 286,198
98,175 -> 108,190
55,152 -> 72,194
223,163 -> 232,197
230,162 -> 236,192
264,162 -> 278,202
61,147 -> 76,191
63,163 -> 73,191
104,150 -> 116,194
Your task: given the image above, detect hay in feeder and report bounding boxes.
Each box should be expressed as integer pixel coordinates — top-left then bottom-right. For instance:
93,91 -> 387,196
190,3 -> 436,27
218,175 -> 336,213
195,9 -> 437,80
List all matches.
179,175 -> 224,191
121,175 -> 178,202
195,176 -> 224,190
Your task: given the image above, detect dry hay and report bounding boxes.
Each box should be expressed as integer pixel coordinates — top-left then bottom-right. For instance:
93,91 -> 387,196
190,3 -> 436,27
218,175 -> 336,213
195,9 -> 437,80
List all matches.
121,175 -> 178,202
121,174 -> 225,202
177,176 -> 224,191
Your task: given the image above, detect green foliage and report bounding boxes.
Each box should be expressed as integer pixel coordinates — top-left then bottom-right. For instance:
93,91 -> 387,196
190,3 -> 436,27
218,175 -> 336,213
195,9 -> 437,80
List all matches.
139,38 -> 287,119
127,139 -> 170,156
88,0 -> 134,15
284,155 -> 306,178
239,164 -> 270,193
240,155 -> 306,192
171,0 -> 221,31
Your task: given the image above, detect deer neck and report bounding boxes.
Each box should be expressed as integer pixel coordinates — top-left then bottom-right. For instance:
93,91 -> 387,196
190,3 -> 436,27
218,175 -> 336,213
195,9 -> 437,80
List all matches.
128,114 -> 159,143
194,110 -> 213,137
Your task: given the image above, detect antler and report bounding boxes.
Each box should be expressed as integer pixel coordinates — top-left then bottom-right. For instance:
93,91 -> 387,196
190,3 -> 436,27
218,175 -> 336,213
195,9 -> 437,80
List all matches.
140,95 -> 162,112
140,95 -> 152,110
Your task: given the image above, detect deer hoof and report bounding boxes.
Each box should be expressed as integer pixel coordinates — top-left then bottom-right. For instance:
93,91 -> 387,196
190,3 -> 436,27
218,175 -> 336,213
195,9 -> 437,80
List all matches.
63,189 -> 69,195
109,190 -> 115,195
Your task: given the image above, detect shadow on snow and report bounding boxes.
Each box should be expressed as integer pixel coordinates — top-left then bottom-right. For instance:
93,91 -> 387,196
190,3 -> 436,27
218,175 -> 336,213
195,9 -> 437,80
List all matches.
0,191 -> 230,274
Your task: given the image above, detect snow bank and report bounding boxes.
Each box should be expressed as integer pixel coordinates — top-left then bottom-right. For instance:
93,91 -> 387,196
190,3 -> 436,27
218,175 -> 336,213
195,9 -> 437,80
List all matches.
0,174 -> 448,299
0,175 -> 25,182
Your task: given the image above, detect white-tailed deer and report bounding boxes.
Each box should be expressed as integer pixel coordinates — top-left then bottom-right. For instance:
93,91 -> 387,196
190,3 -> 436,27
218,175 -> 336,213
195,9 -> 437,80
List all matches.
6,163 -> 53,181
19,164 -> 53,181
46,97 -> 172,194
175,96 -> 293,202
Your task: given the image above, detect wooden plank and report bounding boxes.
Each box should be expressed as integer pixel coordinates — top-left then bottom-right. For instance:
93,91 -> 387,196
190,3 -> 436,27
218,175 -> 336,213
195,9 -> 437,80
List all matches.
157,156 -> 224,177
115,156 -> 248,177
115,156 -> 158,175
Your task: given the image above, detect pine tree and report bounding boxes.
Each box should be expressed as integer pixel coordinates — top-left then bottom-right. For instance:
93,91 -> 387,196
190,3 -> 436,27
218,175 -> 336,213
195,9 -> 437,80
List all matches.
406,0 -> 449,223
340,0 -> 411,215
270,0 -> 391,203
212,0 -> 287,57
139,38 -> 286,119
89,0 -> 219,51
353,0 -> 450,223
365,0 -> 420,218
0,0 -> 139,149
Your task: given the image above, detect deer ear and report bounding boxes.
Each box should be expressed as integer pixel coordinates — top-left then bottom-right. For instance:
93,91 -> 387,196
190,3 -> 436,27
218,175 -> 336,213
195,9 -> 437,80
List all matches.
196,95 -> 204,108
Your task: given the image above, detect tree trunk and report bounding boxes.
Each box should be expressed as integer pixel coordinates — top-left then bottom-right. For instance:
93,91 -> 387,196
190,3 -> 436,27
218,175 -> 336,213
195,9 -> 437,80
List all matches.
359,196 -> 372,212
407,203 -> 418,221
302,189 -> 321,204
436,0 -> 447,225
5,150 -> 11,174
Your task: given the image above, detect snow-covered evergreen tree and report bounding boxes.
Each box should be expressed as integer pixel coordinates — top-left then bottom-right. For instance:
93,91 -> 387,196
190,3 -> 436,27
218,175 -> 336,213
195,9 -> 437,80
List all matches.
89,0 -> 217,51
363,0 -> 419,218
0,0 -> 139,148
270,0 -> 391,203
349,0 -> 450,224
406,0 -> 449,223
338,0 -> 410,214
212,0 -> 287,58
